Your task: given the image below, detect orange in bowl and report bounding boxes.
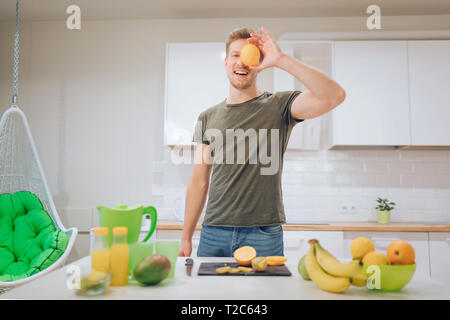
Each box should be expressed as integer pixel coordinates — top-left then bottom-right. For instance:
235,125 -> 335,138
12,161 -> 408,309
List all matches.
233,246 -> 257,266
387,240 -> 415,265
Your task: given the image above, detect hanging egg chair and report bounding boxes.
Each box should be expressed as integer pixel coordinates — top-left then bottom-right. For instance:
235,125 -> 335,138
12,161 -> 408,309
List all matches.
0,0 -> 77,288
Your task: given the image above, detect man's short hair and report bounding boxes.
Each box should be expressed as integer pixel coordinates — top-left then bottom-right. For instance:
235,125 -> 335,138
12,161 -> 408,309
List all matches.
225,27 -> 255,56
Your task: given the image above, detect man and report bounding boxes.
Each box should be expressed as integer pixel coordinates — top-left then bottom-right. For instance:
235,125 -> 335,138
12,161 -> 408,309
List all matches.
178,27 -> 345,257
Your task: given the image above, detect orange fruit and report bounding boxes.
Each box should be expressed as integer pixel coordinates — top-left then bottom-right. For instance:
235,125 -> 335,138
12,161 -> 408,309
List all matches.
387,240 -> 415,265
233,246 -> 257,266
266,256 -> 287,266
362,251 -> 390,265
240,44 -> 260,66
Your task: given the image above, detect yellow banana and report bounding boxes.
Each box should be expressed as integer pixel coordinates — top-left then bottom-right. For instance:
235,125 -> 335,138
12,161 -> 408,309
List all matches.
351,273 -> 368,287
305,240 -> 351,293
315,243 -> 363,278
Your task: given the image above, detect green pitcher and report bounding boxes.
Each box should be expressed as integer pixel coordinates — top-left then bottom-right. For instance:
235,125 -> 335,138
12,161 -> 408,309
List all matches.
97,204 -> 157,246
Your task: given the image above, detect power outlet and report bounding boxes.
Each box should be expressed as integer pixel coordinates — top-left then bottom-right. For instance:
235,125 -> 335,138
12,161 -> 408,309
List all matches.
340,204 -> 349,214
340,204 -> 358,215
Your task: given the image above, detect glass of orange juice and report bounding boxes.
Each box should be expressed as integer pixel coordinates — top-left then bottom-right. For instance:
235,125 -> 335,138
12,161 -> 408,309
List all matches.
91,227 -> 110,273
110,227 -> 130,286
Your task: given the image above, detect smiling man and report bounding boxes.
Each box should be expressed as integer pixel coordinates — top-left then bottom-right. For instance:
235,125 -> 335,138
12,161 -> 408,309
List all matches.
178,27 -> 346,257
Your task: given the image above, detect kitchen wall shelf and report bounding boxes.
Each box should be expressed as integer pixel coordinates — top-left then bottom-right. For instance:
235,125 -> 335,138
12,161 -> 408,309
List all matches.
155,220 -> 450,232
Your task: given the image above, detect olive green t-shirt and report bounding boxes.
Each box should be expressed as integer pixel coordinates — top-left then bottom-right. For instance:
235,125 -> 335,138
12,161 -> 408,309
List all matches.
193,90 -> 303,227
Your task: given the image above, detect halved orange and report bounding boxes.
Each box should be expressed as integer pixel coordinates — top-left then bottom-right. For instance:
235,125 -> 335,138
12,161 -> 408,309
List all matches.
266,256 -> 287,266
233,246 -> 257,266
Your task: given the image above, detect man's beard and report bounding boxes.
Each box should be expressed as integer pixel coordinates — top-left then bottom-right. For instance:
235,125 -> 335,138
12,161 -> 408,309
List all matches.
229,76 -> 255,90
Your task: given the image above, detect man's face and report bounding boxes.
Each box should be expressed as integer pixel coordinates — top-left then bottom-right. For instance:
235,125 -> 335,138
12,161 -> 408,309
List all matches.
225,39 -> 258,90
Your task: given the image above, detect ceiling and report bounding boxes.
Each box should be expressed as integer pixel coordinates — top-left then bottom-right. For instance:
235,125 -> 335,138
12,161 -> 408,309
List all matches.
1,0 -> 450,22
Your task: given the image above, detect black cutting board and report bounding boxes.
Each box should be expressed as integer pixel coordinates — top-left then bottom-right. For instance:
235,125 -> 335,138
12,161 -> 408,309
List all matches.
197,262 -> 291,276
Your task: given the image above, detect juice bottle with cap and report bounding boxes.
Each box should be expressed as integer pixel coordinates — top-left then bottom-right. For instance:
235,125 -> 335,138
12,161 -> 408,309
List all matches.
91,227 -> 110,273
110,227 -> 129,286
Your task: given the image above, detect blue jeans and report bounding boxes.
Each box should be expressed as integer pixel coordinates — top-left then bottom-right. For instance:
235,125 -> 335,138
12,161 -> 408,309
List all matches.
197,225 -> 284,257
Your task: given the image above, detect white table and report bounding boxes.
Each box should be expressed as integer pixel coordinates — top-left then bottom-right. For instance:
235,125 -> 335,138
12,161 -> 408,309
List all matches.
1,256 -> 449,300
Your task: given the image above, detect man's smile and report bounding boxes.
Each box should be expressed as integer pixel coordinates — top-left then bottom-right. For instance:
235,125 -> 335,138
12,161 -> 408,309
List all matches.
233,69 -> 249,78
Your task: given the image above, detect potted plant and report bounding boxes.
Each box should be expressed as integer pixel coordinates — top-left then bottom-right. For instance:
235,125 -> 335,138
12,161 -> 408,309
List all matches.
375,197 -> 396,224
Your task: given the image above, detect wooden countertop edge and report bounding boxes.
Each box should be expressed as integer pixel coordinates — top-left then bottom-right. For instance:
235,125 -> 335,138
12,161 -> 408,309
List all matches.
155,221 -> 450,232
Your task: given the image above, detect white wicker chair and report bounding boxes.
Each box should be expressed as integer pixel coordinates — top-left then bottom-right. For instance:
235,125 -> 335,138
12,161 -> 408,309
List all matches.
0,106 -> 77,287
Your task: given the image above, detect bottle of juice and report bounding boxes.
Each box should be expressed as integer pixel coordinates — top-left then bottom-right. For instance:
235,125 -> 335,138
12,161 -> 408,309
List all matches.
91,227 -> 110,273
110,227 -> 129,286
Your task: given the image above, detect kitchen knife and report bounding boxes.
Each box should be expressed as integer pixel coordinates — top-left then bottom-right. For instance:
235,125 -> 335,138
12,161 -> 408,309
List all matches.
185,258 -> 193,276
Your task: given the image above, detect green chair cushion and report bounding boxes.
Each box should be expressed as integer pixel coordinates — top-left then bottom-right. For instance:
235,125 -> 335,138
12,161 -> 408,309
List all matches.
0,191 -> 68,282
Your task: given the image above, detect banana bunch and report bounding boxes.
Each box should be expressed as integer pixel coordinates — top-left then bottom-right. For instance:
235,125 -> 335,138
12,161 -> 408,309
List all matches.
304,239 -> 366,293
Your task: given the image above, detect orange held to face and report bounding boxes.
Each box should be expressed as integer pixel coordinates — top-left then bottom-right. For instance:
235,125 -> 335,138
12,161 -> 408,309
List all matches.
387,240 -> 415,265
240,44 -> 261,66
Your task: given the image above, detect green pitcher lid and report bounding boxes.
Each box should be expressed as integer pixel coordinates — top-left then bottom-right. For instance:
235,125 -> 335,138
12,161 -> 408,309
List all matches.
115,204 -> 143,211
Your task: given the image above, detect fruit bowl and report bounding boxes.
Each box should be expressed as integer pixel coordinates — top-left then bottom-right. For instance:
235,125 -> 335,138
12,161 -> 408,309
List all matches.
362,263 -> 416,291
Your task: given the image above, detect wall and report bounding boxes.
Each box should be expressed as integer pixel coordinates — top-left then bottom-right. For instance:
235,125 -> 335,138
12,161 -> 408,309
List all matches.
1,15 -> 450,260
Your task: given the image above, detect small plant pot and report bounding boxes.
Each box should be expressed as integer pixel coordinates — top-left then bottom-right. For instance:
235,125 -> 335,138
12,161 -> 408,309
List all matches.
377,210 -> 390,224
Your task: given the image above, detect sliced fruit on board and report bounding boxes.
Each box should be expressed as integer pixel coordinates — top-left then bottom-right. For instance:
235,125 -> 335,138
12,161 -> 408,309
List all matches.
252,257 -> 268,272
229,268 -> 241,274
233,246 -> 257,266
266,256 -> 287,266
216,266 -> 231,274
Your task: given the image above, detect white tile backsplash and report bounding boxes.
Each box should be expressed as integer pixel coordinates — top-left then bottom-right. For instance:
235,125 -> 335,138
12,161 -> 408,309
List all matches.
153,148 -> 450,223
388,162 -> 414,173
375,174 -> 401,187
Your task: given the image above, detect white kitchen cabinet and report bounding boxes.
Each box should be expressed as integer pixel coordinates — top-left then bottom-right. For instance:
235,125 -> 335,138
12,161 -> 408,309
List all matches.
342,231 -> 430,280
165,42 -> 273,146
165,42 -> 229,145
275,41 -> 332,150
407,40 -> 450,146
429,232 -> 450,284
329,41 -> 411,147
283,230 -> 344,263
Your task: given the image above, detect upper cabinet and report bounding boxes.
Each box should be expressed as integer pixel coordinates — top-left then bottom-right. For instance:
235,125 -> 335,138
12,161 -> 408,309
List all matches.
165,42 -> 228,146
275,41 -> 332,150
164,42 -> 272,146
165,39 -> 450,148
407,40 -> 450,146
329,41 -> 411,147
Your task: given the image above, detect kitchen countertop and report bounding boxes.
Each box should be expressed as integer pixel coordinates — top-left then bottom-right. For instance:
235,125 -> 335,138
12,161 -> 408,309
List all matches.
2,256 -> 449,300
156,220 -> 450,232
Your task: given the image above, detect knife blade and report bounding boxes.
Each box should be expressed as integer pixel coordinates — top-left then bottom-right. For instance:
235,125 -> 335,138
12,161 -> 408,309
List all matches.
185,258 -> 194,276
